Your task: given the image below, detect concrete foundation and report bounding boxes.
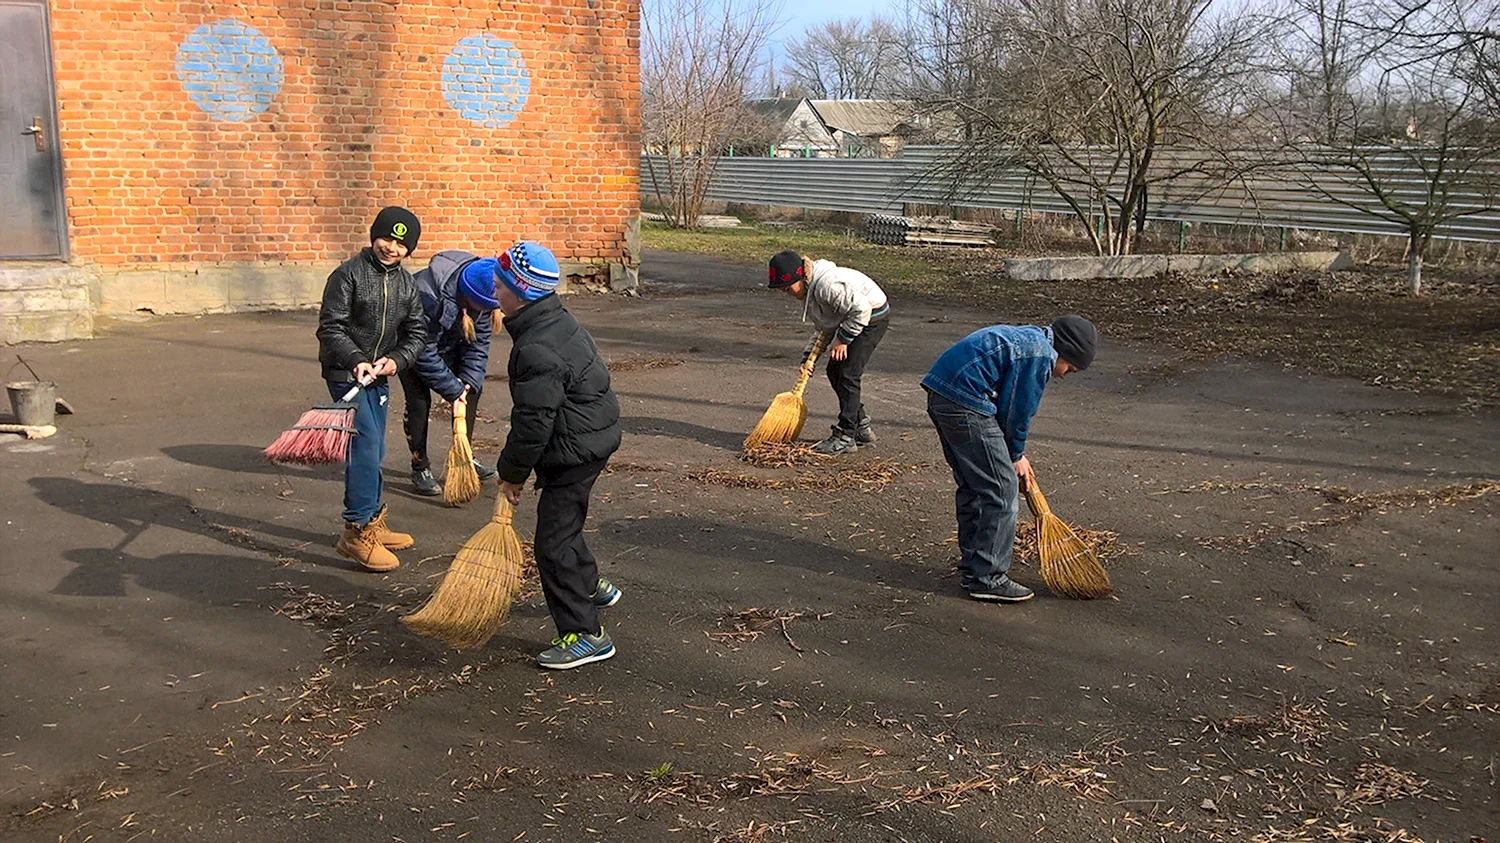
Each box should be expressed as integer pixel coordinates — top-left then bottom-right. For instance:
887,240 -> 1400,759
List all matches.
4,255 -> 639,344
1003,251 -> 1354,281
0,265 -> 95,344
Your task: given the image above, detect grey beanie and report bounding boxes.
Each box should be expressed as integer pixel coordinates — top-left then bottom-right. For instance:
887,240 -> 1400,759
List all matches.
1050,315 -> 1097,370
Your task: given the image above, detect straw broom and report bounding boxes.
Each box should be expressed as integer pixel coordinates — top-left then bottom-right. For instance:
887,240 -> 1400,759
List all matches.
744,333 -> 828,450
402,489 -> 527,649
1023,478 -> 1113,599
443,395 -> 481,506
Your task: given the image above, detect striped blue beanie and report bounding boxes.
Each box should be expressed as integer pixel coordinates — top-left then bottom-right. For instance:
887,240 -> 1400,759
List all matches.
458,257 -> 500,311
496,241 -> 560,302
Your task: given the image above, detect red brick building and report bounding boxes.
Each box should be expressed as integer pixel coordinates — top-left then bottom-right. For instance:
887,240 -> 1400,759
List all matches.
1,0 -> 641,342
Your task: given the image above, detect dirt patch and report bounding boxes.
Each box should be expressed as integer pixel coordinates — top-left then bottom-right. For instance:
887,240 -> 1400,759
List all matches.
607,355 -> 684,373
647,224 -> 1500,406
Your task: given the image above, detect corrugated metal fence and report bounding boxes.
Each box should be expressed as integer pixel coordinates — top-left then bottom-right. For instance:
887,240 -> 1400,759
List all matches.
640,146 -> 1500,242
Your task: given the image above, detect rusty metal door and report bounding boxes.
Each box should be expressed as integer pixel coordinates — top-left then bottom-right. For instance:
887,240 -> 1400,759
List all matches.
0,1 -> 66,259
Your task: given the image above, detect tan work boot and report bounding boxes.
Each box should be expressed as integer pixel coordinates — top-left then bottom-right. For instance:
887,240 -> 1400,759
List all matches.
336,521 -> 400,572
369,504 -> 414,551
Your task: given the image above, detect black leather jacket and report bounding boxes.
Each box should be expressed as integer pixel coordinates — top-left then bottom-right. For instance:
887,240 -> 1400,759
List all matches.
316,248 -> 426,382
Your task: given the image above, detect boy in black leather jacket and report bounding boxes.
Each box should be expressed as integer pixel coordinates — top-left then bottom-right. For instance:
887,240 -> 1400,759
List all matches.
315,206 -> 427,572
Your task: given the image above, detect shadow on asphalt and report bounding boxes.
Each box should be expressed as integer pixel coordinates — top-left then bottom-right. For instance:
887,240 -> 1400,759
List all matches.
620,416 -> 745,451
51,546 -> 358,604
1047,432 -> 1488,481
161,443 -> 344,478
602,513 -> 942,597
28,477 -> 345,570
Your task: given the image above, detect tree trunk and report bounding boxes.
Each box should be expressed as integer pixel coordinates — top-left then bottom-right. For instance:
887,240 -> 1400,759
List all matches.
1407,250 -> 1423,296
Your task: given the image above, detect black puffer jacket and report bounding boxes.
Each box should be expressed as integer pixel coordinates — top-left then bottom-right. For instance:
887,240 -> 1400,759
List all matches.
317,248 -> 427,382
497,295 -> 621,485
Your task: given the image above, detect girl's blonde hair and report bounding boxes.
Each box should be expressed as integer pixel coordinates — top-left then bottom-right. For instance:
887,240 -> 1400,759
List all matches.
461,310 -> 477,343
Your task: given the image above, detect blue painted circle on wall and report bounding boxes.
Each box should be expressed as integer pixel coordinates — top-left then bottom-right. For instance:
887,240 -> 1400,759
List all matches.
442,34 -> 530,128
175,19 -> 284,122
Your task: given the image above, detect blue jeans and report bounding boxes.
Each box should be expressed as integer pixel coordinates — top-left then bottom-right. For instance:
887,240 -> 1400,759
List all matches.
328,380 -> 389,526
926,390 -> 1019,591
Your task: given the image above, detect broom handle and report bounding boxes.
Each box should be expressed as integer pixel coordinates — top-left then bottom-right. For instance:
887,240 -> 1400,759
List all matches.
491,489 -> 515,525
336,374 -> 378,403
790,333 -> 829,399
1022,476 -> 1052,519
452,395 -> 468,440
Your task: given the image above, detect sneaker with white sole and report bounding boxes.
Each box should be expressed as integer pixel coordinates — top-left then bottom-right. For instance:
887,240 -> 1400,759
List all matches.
592,577 -> 622,608
967,578 -> 1035,603
537,629 -> 616,670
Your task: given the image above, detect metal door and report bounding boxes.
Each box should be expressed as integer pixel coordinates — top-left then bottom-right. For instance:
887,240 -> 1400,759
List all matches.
0,1 -> 66,259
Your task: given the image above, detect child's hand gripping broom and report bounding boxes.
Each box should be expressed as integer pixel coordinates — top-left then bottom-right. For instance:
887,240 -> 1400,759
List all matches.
1023,476 -> 1113,599
744,333 -> 828,450
402,487 -> 527,649
443,393 -> 481,506
264,376 -> 373,465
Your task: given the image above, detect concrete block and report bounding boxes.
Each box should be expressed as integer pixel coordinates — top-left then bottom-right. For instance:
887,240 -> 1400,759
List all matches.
0,265 -> 95,342
1,311 -> 92,344
609,262 -> 639,294
623,216 -> 642,265
1003,255 -> 1168,281
163,270 -> 233,314
94,270 -> 168,315
22,287 -> 91,313
222,264 -> 334,310
1006,251 -> 1353,281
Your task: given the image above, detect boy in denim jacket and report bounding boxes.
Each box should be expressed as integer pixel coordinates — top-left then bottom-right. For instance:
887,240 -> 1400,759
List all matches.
921,315 -> 1097,602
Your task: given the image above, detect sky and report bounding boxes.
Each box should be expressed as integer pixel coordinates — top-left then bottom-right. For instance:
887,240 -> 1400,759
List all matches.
778,0 -> 899,41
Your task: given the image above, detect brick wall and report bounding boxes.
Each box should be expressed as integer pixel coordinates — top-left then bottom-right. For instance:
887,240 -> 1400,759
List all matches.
46,0 -> 640,313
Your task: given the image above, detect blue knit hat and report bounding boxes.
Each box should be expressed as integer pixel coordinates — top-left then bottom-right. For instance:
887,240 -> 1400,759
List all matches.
496,241 -> 560,302
458,257 -> 499,311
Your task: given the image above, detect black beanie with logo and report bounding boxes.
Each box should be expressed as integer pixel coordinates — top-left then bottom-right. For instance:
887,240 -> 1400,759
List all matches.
370,206 -> 421,253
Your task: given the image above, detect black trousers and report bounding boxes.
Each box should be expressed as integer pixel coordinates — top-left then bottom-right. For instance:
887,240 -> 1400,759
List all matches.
826,318 -> 890,433
535,462 -> 607,637
398,369 -> 480,472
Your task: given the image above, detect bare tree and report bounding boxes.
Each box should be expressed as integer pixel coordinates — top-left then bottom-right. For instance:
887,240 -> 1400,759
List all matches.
784,17 -> 907,99
899,0 -> 1010,140
642,0 -> 782,227
1280,0 -> 1500,292
912,0 -> 1270,255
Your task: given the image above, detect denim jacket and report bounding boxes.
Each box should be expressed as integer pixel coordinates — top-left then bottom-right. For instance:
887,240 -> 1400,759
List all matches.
921,325 -> 1056,460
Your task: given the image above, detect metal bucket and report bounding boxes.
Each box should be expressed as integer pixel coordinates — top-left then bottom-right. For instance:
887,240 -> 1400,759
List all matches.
5,357 -> 57,427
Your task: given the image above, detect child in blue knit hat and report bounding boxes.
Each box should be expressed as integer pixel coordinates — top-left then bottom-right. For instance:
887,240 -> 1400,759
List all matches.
398,251 -> 503,496
491,241 -> 624,670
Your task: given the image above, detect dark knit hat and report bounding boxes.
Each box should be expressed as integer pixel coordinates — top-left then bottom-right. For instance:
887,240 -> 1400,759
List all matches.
371,206 -> 421,252
767,250 -> 806,288
458,257 -> 500,311
1050,315 -> 1097,370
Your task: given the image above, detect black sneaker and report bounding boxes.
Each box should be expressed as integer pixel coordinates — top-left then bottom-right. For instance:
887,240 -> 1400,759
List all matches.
412,468 -> 441,496
472,459 -> 498,481
811,431 -> 858,455
967,579 -> 1035,603
855,415 -> 876,445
